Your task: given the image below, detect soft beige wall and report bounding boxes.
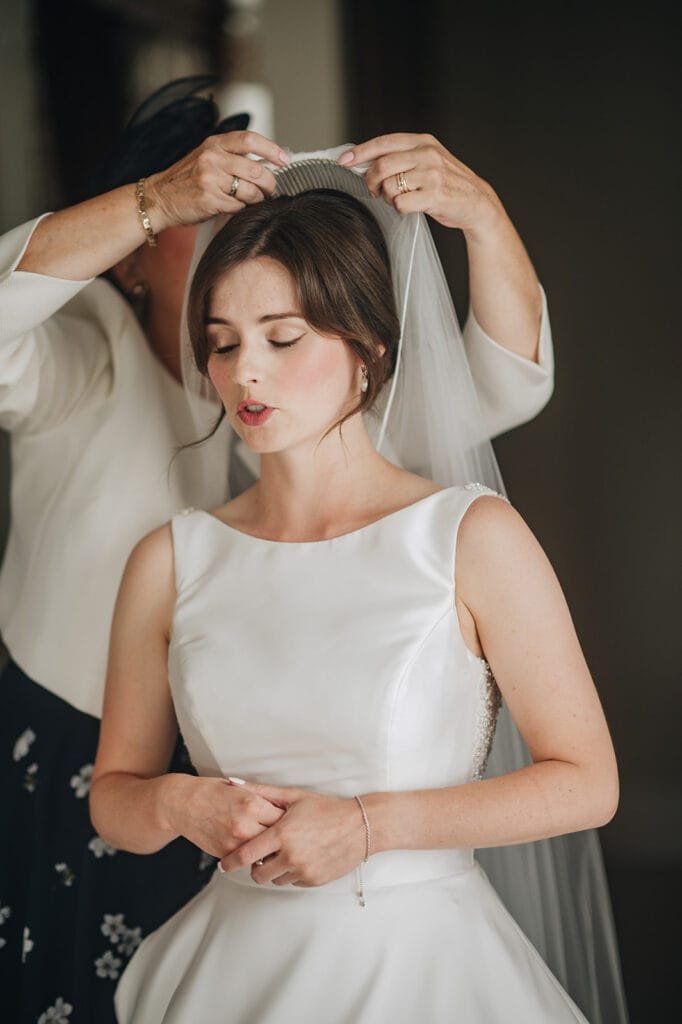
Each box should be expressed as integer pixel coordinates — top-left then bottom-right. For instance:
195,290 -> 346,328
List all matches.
259,0 -> 346,151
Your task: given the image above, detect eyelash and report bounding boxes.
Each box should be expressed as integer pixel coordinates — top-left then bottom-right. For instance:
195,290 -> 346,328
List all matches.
212,337 -> 303,355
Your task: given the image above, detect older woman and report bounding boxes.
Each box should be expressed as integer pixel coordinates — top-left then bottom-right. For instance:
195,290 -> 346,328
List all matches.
0,84 -> 552,1023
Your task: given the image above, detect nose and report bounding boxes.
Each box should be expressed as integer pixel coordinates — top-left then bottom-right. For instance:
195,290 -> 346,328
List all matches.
231,346 -> 262,387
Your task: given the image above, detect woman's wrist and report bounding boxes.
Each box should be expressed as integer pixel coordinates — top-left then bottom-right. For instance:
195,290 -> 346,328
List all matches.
461,186 -> 507,246
355,791 -> 402,855
141,174 -> 173,235
156,772 -> 193,836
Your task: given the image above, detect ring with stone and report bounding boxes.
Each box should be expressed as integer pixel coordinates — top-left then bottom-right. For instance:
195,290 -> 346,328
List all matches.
396,171 -> 409,194
229,175 -> 240,198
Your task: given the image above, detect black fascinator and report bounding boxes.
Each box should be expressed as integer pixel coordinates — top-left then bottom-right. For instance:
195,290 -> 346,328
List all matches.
90,75 -> 249,197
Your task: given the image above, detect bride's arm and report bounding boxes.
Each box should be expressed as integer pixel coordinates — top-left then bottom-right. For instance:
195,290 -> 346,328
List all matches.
365,495 -> 619,852
220,497 -> 618,885
90,525 -> 283,855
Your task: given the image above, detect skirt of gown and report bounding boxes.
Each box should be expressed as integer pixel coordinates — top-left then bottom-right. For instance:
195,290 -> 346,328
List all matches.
115,857 -> 591,1024
0,659 -> 215,1024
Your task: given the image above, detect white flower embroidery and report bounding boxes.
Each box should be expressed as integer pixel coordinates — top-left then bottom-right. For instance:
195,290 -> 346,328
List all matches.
23,762 -> 39,792
199,851 -> 216,871
117,926 -> 142,957
0,905 -> 10,924
37,996 -> 73,1023
13,727 -> 36,762
94,949 -> 122,979
69,763 -> 93,799
101,912 -> 127,942
88,835 -> 117,859
54,863 -> 75,887
22,926 -> 33,962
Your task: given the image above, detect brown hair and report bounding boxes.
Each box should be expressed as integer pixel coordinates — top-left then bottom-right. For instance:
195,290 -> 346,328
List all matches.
187,189 -> 400,438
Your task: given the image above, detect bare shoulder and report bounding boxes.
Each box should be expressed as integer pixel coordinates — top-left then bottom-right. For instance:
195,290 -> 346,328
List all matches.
125,522 -> 174,578
456,491 -> 552,602
116,522 -> 176,628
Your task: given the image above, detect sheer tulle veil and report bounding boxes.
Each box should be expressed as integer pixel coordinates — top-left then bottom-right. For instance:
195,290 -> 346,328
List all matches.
179,147 -> 629,1024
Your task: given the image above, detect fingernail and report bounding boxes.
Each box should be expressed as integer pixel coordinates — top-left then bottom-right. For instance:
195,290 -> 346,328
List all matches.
338,150 -> 354,166
279,150 -> 290,164
217,861 -> 226,874
228,776 -> 246,785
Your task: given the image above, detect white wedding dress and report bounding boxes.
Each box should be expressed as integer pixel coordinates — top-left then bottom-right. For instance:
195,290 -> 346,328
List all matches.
115,485 -> 590,1023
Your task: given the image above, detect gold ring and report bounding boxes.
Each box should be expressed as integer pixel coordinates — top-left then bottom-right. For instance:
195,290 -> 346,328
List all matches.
396,171 -> 409,194
229,175 -> 240,198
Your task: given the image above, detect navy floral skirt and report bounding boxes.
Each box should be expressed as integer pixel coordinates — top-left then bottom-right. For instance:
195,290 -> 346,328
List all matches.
0,660 -> 215,1024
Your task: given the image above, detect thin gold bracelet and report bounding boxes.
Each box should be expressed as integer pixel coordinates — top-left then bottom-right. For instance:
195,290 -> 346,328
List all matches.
354,794 -> 372,862
135,178 -> 157,247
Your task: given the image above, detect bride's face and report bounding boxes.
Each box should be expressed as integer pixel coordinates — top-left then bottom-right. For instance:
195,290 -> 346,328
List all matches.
206,256 -> 363,454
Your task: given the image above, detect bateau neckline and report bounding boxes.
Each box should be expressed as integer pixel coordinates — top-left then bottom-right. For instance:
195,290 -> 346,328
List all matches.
194,485 -> 457,547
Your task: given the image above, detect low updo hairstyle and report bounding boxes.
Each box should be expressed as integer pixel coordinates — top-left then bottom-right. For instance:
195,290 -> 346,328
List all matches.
187,189 -> 401,435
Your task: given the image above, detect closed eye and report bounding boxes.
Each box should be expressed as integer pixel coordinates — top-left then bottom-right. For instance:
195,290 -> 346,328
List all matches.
269,336 -> 303,348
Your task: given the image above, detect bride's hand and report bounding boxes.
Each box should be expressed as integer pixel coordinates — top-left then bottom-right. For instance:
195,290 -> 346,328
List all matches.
338,132 -> 502,234
145,130 -> 290,233
218,783 -> 367,887
163,774 -> 285,859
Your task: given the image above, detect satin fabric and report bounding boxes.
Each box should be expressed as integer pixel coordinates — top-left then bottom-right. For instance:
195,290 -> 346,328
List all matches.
116,486 -> 588,1023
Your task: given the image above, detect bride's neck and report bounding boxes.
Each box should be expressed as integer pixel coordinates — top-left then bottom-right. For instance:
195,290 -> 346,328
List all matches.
251,426 -> 392,541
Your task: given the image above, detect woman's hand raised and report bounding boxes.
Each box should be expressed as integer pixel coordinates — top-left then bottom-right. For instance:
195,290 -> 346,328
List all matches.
163,774 -> 286,860
218,782 -> 367,888
146,131 -> 290,232
338,132 -> 501,234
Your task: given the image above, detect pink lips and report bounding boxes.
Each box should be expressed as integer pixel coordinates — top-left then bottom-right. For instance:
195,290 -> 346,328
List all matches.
237,399 -> 275,427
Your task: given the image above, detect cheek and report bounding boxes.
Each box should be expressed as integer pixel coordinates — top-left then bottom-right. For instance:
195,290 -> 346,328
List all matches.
286,341 -> 354,395
206,357 -> 233,396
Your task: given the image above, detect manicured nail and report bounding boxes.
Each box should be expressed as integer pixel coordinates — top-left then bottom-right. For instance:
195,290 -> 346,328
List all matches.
279,150 -> 290,164
338,150 -> 354,166
228,776 -> 246,785
217,861 -> 226,873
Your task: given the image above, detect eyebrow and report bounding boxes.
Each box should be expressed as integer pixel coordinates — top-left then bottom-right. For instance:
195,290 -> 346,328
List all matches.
205,312 -> 303,326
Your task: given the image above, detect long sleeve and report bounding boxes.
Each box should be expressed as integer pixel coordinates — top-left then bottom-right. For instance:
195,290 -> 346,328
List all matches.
463,285 -> 554,440
0,215 -> 109,432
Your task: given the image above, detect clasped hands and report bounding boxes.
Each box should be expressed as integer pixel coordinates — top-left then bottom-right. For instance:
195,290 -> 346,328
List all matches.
169,774 -> 367,888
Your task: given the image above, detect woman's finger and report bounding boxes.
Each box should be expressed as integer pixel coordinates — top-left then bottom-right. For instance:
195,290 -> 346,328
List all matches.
220,831 -> 277,873
364,150 -> 420,196
233,780 -> 302,809
250,852 -> 291,885
214,129 -> 289,168
269,870 -> 299,887
215,174 -> 268,207
339,132 -> 431,168
255,798 -> 286,827
207,150 -> 278,197
377,164 -> 434,204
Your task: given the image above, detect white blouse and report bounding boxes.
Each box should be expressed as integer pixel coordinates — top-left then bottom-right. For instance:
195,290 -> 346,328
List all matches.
0,215 -> 553,718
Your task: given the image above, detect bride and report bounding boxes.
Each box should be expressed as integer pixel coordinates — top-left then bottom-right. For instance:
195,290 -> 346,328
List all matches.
91,173 -> 618,1023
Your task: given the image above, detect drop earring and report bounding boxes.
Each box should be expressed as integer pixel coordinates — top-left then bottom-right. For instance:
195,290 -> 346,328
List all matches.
127,280 -> 150,323
360,365 -> 369,393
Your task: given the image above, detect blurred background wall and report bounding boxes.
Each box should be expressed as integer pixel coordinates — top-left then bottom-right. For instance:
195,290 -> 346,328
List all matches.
0,1 -> 679,1019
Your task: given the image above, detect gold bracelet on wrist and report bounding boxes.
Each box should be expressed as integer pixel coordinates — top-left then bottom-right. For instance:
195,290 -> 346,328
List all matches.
354,794 -> 372,862
135,178 -> 157,247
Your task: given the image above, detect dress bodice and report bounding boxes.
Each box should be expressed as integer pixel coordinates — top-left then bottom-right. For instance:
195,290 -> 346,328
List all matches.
169,485 -> 502,805
115,484 -> 592,1024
